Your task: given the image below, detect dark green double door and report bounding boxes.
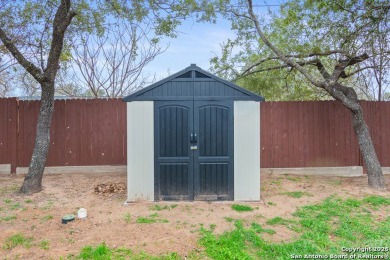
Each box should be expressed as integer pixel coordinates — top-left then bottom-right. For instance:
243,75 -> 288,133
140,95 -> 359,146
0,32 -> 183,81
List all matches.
154,100 -> 234,201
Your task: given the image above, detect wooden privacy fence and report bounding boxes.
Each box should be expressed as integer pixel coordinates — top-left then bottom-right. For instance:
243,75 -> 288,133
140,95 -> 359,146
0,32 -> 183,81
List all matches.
0,98 -> 389,173
0,98 -> 126,172
260,101 -> 390,168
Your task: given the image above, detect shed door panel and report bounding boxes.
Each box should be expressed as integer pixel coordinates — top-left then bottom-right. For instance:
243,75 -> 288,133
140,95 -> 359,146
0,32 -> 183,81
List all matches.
155,101 -> 233,201
155,102 -> 193,200
159,164 -> 189,197
194,101 -> 234,200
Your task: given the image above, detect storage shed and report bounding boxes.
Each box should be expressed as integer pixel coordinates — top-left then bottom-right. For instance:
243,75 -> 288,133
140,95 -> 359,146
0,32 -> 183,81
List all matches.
123,64 -> 264,201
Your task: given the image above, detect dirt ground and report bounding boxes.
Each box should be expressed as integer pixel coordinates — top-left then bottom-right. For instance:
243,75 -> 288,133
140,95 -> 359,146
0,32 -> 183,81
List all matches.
0,172 -> 389,259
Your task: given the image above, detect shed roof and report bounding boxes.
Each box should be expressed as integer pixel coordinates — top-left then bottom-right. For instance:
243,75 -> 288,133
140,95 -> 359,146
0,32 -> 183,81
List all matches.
123,64 -> 264,102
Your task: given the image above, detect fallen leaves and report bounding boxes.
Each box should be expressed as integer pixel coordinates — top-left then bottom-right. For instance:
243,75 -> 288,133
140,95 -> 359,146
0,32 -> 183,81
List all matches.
94,182 -> 126,196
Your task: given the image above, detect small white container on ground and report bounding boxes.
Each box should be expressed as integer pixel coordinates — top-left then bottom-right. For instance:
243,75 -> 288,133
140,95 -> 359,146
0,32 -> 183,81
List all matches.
77,208 -> 87,219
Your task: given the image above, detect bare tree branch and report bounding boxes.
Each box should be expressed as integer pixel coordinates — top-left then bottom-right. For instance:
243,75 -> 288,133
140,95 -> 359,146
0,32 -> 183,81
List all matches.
238,58 -> 320,78
332,53 -> 369,80
69,20 -> 165,98
0,28 -> 44,82
341,66 -> 377,78
241,49 -> 351,77
247,0 -> 323,88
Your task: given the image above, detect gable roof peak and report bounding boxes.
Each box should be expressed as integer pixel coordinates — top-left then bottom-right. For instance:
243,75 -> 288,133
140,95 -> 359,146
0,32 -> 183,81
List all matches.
123,64 -> 265,102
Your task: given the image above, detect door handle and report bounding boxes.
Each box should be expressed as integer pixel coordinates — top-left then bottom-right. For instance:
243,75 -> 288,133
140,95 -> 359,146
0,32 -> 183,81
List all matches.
190,132 -> 198,143
190,132 -> 198,150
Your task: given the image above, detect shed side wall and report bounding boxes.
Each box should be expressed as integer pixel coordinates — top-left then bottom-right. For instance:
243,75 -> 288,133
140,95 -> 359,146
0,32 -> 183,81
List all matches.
234,101 -> 260,201
127,101 -> 154,201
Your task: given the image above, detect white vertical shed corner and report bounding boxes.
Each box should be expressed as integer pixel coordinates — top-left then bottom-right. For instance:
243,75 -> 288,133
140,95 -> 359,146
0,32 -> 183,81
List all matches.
127,101 -> 154,201
234,101 -> 261,201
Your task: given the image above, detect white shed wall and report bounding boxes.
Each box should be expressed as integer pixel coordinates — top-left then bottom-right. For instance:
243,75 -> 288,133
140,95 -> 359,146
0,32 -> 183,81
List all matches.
127,101 -> 154,201
234,101 -> 261,201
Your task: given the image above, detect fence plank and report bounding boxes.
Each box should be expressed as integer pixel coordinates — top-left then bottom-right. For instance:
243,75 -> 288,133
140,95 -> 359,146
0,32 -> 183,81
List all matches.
80,99 -> 93,165
383,102 -> 390,166
17,100 -> 40,167
118,99 -> 127,164
0,98 -> 18,172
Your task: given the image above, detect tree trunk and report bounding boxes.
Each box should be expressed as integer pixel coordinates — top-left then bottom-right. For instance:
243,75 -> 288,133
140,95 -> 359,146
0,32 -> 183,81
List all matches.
20,82 -> 55,194
350,103 -> 386,190
329,84 -> 386,190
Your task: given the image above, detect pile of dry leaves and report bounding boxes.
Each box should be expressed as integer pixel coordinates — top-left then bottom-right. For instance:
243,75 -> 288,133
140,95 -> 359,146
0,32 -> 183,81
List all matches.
94,182 -> 126,196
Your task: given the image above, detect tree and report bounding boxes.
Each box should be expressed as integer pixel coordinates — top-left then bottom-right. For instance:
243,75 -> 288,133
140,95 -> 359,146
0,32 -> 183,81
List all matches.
0,0 -> 77,193
210,21 -> 329,101
215,0 -> 388,189
212,2 -> 389,102
69,20 -> 164,98
0,0 -> 211,194
233,66 -> 329,101
354,35 -> 390,100
0,55 -> 15,97
19,71 -> 42,97
0,70 -> 12,97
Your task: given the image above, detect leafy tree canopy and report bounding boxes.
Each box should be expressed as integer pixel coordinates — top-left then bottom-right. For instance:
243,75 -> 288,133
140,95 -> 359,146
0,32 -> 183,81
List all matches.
210,0 -> 389,100
0,0 -> 218,73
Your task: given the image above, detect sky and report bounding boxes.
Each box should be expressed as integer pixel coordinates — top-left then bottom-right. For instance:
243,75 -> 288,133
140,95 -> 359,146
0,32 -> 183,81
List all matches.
144,1 -> 284,80
146,19 -> 235,79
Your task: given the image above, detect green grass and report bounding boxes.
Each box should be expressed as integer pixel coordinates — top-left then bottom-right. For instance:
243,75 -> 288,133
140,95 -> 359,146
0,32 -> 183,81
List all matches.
283,175 -> 302,182
266,217 -> 290,225
326,179 -> 342,186
231,204 -> 254,212
0,215 -> 17,222
199,221 -> 259,259
9,203 -> 22,210
41,215 -> 54,222
266,217 -> 301,232
41,200 -> 54,210
0,185 -> 19,196
282,191 -> 312,198
150,204 -> 178,211
66,195 -> 390,259
251,223 -> 276,235
209,224 -> 217,231
363,195 -> 390,206
3,233 -> 33,249
200,195 -> 390,259
39,240 -> 50,250
72,242 -> 180,259
124,213 -> 131,223
3,198 -> 12,204
136,213 -> 169,224
270,179 -> 282,186
224,217 -> 234,222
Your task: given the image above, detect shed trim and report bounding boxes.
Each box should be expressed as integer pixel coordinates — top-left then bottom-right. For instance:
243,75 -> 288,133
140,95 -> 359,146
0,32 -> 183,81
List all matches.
234,101 -> 261,201
127,101 -> 154,202
123,64 -> 265,102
